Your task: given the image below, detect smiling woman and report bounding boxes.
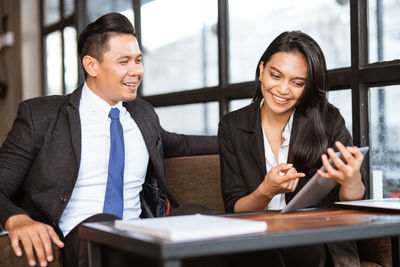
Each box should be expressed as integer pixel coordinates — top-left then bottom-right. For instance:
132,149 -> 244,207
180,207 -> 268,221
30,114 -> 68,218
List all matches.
217,31 -> 365,267
258,51 -> 307,120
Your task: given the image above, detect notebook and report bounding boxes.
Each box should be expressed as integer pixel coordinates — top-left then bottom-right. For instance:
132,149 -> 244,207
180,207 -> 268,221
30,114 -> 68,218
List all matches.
335,198 -> 400,213
281,146 -> 370,213
114,214 -> 267,242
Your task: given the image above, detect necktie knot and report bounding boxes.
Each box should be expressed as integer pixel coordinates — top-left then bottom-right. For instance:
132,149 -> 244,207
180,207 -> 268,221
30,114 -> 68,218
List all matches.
109,108 -> 120,120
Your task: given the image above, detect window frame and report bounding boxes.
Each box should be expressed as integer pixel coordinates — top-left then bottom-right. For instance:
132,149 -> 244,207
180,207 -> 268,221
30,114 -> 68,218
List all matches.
40,0 -> 400,198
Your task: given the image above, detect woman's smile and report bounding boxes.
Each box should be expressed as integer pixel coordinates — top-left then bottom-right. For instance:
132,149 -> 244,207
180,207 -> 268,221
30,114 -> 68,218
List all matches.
270,92 -> 290,104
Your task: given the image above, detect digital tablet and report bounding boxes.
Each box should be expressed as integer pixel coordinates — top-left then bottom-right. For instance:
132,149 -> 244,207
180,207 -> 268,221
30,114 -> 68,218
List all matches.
281,146 -> 369,213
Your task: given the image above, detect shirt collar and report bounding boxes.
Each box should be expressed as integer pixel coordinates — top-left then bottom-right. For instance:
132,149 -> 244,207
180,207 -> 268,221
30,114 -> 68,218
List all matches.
80,82 -> 125,118
260,98 -> 295,146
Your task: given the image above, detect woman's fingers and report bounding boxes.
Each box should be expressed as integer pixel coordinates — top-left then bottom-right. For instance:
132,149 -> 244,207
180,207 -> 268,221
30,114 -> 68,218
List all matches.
321,152 -> 343,179
279,171 -> 305,192
266,164 -> 304,194
319,142 -> 364,186
271,163 -> 293,174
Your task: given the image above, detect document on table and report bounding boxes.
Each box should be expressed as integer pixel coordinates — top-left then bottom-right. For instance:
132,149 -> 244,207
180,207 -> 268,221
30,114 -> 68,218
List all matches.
114,214 -> 267,242
335,198 -> 400,212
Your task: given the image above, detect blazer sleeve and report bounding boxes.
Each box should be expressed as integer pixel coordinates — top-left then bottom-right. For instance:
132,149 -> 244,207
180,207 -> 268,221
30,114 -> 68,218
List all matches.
0,102 -> 36,226
135,98 -> 218,158
161,129 -> 218,158
217,117 -> 251,213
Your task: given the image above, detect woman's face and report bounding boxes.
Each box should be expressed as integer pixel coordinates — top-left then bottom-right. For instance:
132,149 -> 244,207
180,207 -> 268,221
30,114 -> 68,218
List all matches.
259,51 -> 308,117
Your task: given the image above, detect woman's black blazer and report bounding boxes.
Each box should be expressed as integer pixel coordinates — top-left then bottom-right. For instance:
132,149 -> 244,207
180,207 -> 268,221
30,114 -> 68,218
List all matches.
218,99 -> 359,213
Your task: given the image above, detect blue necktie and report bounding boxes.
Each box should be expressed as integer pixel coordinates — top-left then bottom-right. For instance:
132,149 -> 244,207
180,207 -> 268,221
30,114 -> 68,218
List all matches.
103,108 -> 124,218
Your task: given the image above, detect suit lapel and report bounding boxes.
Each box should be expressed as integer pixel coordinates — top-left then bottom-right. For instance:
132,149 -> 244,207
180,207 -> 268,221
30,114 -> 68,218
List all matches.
123,101 -> 161,170
67,86 -> 83,165
237,101 -> 266,176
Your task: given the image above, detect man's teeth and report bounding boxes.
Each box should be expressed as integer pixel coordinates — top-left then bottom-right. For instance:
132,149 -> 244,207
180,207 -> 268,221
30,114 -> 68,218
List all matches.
124,83 -> 135,87
273,95 -> 287,102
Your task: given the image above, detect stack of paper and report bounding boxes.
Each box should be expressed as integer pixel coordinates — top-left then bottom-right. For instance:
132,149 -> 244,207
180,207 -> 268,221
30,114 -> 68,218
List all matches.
335,198 -> 400,211
114,214 -> 267,242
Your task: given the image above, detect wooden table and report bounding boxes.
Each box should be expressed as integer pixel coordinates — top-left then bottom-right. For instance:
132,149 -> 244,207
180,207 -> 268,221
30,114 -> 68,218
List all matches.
79,209 -> 400,267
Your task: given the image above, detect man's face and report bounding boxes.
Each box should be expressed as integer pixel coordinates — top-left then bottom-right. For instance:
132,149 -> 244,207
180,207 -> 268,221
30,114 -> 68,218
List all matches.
86,34 -> 144,106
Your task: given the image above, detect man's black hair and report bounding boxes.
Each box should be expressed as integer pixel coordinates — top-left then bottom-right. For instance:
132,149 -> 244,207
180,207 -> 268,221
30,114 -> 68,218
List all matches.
77,12 -> 136,76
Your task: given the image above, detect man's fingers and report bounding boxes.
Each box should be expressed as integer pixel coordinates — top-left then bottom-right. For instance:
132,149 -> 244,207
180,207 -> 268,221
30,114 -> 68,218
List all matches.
9,234 -> 23,257
30,232 -> 48,267
19,237 -> 36,266
39,227 -> 55,262
47,226 -> 64,248
4,215 -> 61,266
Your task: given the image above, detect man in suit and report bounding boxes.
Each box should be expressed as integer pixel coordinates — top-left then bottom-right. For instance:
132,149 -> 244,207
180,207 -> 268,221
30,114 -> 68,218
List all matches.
0,12 -> 217,267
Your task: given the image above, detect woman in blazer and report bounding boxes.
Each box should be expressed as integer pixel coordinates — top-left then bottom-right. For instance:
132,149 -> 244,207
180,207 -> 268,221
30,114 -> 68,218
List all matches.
218,31 -> 365,267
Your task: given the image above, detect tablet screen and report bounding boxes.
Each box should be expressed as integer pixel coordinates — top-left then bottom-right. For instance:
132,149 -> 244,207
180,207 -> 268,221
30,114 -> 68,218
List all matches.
281,146 -> 369,213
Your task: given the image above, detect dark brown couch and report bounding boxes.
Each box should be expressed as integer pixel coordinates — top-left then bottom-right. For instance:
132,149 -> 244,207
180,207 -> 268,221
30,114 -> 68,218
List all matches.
0,154 -> 392,267
0,234 -> 63,267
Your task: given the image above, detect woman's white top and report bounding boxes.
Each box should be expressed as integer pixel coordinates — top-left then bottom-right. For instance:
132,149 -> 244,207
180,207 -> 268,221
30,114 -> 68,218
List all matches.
260,99 -> 294,210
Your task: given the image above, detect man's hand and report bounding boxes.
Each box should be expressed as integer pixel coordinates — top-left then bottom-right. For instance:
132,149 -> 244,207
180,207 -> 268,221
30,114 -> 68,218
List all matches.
4,214 -> 64,267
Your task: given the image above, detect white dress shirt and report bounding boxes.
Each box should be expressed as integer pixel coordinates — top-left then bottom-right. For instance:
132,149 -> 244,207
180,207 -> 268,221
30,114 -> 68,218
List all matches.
260,99 -> 294,210
59,83 -> 149,237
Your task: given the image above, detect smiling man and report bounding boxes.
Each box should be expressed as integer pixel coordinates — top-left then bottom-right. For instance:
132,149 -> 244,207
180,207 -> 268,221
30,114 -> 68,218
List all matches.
0,12 -> 217,267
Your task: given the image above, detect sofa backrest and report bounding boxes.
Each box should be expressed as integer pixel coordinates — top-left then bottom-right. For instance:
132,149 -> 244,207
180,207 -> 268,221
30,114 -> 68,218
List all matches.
164,154 -> 225,214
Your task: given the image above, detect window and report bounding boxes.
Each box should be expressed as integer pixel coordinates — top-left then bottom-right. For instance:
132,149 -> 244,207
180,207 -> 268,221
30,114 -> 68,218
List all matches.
43,0 -> 61,26
63,27 -> 78,94
141,0 -> 218,95
44,31 -> 63,95
85,0 -> 134,24
369,85 -> 400,198
327,89 -> 353,135
41,0 -> 400,198
368,0 -> 400,63
230,98 -> 252,112
229,0 -> 351,84
41,0 -> 77,95
155,102 -> 219,135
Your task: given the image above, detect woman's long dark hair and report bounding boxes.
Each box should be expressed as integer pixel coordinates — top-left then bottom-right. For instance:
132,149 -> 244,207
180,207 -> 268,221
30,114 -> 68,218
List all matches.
254,31 -> 331,174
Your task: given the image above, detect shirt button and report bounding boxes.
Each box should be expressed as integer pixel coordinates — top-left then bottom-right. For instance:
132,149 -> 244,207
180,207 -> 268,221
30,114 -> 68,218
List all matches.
60,196 -> 68,203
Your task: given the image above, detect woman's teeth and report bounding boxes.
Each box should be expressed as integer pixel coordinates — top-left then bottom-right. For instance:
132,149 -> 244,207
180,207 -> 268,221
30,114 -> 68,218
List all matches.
273,95 -> 287,102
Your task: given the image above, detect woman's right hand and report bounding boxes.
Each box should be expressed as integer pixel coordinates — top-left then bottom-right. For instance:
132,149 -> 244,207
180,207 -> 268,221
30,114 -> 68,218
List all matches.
259,163 -> 305,198
233,164 -> 305,212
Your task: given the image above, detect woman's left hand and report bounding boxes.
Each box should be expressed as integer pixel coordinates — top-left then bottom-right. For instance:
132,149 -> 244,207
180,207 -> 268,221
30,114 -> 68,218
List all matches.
317,141 -> 365,201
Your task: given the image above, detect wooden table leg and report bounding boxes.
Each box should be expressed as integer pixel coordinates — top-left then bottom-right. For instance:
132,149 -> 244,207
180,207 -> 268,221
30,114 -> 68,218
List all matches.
392,236 -> 400,267
88,241 -> 103,267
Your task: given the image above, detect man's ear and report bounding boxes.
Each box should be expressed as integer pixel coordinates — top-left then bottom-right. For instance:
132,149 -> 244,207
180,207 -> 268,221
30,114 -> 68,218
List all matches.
82,55 -> 98,77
